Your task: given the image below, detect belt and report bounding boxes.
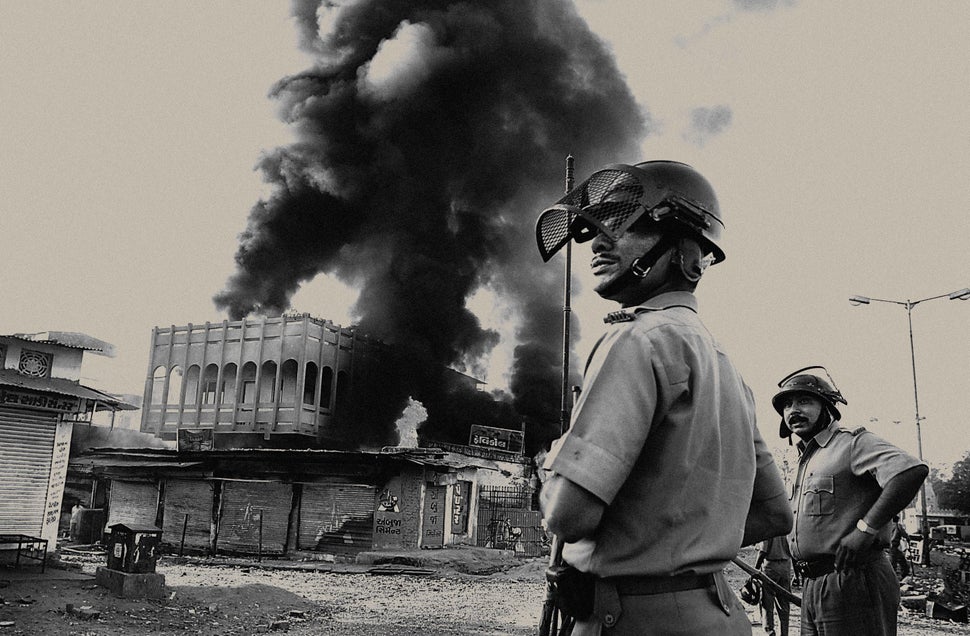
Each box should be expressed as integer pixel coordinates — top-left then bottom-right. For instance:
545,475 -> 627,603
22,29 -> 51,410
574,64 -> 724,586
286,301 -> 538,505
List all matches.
794,550 -> 885,579
604,572 -> 715,596
793,556 -> 836,579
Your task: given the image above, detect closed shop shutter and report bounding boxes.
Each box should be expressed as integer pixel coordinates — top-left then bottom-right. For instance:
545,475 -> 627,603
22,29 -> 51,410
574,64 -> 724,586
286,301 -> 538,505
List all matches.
162,480 -> 214,553
217,481 -> 291,555
299,483 -> 375,553
0,410 -> 57,535
106,481 -> 159,529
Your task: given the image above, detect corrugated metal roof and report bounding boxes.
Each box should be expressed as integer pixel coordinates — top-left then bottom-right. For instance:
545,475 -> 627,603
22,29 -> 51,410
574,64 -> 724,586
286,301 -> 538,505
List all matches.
5,331 -> 116,356
71,446 -> 524,472
0,369 -> 138,411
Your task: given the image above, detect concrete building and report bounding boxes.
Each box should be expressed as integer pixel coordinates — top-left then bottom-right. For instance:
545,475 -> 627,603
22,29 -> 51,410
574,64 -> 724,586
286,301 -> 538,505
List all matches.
140,314 -> 396,449
0,331 -> 133,551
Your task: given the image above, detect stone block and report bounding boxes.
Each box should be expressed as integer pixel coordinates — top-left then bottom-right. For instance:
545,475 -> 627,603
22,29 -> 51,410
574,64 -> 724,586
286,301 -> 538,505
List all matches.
95,566 -> 166,599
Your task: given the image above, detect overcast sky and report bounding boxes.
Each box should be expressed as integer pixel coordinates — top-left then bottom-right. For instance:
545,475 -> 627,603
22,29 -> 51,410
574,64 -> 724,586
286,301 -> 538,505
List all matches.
2,1 -> 967,469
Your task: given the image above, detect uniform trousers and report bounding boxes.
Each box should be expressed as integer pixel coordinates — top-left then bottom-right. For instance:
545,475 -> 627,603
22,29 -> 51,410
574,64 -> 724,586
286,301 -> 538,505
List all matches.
761,559 -> 792,636
799,554 -> 899,636
571,572 -> 752,636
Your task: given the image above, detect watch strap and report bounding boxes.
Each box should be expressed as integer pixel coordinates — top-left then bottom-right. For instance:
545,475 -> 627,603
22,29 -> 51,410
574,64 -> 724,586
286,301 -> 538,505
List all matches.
856,518 -> 877,535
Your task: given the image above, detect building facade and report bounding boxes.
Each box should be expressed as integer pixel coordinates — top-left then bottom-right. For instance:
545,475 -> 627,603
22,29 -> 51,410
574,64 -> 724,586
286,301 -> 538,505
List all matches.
140,314 -> 396,449
0,332 -> 132,548
69,447 -> 541,558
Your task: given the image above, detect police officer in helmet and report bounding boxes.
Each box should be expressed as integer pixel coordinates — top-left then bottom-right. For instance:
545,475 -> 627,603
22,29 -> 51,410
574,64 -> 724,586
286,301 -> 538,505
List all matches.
776,367 -> 928,635
537,161 -> 792,635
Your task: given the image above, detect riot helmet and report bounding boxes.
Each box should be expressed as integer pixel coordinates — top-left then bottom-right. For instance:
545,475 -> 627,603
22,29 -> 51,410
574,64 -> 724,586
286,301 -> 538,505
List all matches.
535,161 -> 725,264
772,365 -> 847,438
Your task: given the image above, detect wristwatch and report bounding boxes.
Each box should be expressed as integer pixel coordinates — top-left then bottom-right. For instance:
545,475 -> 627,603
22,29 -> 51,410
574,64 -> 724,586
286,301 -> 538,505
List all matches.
856,519 -> 878,535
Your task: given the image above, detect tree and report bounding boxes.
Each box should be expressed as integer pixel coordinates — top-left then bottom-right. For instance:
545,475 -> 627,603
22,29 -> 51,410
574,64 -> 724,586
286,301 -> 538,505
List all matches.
934,451 -> 970,514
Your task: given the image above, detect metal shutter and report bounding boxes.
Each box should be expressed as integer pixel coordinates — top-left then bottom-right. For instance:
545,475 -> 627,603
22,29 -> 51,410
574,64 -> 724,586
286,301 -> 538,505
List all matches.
0,410 -> 57,534
299,483 -> 375,553
217,481 -> 291,555
162,480 -> 214,553
106,481 -> 159,529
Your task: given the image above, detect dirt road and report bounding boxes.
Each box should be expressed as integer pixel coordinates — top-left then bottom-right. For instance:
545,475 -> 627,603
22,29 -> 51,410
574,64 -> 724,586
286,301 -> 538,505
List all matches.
0,549 -> 967,635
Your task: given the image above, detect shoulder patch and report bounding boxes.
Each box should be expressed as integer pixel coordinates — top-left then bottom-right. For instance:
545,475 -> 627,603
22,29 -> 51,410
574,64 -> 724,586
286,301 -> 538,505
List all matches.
603,310 -> 635,324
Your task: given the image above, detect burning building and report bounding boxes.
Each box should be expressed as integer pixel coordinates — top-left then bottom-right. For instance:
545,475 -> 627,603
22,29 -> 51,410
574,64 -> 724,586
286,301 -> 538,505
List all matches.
139,313 -> 439,450
210,0 -> 648,457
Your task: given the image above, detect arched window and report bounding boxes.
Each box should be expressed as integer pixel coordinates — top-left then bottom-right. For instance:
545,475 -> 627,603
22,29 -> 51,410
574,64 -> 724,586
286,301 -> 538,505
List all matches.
150,366 -> 167,405
167,366 -> 183,406
320,366 -> 334,409
201,364 -> 219,404
280,359 -> 298,402
240,362 -> 257,404
221,363 -> 238,403
259,361 -> 277,403
335,370 -> 350,413
303,362 -> 318,405
183,365 -> 201,406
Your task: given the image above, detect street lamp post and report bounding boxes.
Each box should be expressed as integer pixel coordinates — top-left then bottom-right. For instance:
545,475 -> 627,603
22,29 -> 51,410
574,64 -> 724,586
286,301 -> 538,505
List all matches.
849,287 -> 970,566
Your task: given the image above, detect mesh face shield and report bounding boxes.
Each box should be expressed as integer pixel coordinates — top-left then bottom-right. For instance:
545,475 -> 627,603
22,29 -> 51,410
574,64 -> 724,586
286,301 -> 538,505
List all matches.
535,163 -> 725,263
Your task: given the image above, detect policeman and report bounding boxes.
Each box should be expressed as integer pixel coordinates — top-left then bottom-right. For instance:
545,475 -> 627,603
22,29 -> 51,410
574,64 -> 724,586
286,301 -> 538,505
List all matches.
536,161 -> 792,635
774,367 -> 928,635
755,535 -> 793,636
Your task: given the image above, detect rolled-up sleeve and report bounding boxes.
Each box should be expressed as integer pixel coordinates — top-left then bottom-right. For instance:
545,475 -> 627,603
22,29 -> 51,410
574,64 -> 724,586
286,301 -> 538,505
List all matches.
543,329 -> 658,504
850,431 -> 926,487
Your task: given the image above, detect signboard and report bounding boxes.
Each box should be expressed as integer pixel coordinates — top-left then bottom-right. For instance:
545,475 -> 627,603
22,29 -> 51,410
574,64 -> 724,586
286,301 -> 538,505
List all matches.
421,485 -> 445,548
450,481 -> 471,535
41,419 -> 73,544
0,388 -> 80,413
468,425 -> 524,454
177,428 -> 213,451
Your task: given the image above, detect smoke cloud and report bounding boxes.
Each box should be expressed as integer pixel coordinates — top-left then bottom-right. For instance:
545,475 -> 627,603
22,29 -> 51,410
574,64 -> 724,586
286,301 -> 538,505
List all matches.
214,0 -> 647,454
684,105 -> 733,147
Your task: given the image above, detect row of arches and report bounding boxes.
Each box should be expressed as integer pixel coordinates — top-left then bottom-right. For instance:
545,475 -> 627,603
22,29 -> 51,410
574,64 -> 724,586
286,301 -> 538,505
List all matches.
149,360 -> 350,412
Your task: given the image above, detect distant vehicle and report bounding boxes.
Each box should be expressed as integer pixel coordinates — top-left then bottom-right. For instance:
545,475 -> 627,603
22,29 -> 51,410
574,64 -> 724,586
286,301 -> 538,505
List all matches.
930,525 -> 970,541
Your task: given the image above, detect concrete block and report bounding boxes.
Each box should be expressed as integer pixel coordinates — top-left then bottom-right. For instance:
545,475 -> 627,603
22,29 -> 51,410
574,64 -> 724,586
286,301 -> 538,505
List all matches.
95,566 -> 166,599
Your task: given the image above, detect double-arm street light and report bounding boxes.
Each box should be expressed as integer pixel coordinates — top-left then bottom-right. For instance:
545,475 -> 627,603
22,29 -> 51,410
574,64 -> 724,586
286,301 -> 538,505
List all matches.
849,287 -> 970,566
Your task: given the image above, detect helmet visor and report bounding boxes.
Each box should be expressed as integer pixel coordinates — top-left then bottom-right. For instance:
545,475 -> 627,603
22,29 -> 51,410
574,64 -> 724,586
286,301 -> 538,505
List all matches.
535,166 -> 647,262
535,164 -> 724,262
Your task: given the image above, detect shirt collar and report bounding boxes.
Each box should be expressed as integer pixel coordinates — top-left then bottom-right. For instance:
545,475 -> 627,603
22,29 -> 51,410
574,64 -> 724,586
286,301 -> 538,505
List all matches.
630,291 -> 698,314
603,292 -> 698,324
796,419 -> 840,453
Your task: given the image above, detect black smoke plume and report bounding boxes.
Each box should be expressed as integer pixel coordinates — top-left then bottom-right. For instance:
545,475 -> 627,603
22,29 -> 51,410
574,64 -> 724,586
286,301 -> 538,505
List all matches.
214,0 -> 647,454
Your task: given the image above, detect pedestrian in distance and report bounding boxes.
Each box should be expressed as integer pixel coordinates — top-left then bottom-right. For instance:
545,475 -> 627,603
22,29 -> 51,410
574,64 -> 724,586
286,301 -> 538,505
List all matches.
535,160 -> 793,635
888,514 -> 911,580
756,535 -> 793,636
774,367 -> 929,636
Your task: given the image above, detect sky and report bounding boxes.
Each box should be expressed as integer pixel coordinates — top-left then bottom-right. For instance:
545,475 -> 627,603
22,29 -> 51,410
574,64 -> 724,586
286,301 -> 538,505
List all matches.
2,1 -> 968,471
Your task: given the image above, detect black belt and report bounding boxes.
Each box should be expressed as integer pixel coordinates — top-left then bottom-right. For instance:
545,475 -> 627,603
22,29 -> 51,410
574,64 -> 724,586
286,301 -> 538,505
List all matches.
793,556 -> 836,579
794,550 -> 885,579
605,572 -> 715,596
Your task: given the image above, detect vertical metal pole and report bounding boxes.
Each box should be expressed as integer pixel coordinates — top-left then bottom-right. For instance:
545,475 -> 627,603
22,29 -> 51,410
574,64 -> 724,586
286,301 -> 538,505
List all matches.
906,302 -> 931,566
560,155 -> 575,436
179,513 -> 188,557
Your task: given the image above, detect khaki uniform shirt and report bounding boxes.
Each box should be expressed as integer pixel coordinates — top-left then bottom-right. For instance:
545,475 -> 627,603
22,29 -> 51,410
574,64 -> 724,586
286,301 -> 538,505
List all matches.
544,291 -> 784,578
788,421 -> 925,561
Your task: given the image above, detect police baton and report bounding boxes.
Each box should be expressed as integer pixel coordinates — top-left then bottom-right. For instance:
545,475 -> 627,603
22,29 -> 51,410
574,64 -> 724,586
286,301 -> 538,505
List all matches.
731,556 -> 802,607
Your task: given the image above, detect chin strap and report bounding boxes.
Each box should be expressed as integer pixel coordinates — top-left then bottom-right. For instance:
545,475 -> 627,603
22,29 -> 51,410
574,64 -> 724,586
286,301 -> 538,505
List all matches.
597,235 -> 675,299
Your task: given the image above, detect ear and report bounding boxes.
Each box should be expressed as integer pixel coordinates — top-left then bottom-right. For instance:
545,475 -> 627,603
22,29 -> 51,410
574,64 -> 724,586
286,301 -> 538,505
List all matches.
675,238 -> 709,282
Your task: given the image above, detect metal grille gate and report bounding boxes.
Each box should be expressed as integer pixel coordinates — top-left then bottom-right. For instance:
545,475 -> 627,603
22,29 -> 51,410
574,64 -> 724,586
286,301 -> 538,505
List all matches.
476,485 -> 547,557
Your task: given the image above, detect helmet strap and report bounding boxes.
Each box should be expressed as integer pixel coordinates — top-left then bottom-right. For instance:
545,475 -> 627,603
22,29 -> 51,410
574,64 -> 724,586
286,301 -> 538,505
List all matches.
597,235 -> 675,299
675,238 -> 709,283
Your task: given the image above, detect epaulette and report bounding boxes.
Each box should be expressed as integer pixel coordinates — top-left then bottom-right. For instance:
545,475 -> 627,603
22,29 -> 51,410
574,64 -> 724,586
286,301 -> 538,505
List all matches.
851,426 -> 867,435
603,310 -> 635,324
